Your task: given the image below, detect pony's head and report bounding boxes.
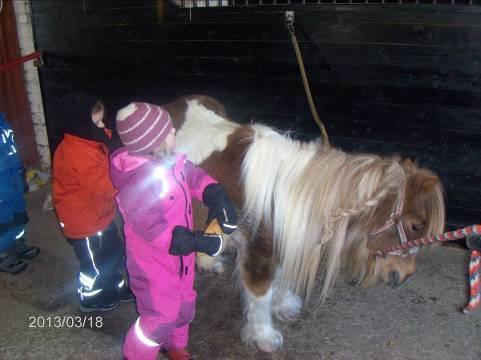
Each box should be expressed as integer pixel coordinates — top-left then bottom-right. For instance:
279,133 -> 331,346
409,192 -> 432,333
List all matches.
349,159 -> 445,288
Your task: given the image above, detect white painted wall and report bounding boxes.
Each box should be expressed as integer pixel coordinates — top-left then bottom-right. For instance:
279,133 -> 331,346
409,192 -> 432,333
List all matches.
12,0 -> 51,170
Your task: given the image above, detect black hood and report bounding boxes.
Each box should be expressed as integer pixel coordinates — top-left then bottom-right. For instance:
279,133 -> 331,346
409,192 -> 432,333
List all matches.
58,92 -> 111,145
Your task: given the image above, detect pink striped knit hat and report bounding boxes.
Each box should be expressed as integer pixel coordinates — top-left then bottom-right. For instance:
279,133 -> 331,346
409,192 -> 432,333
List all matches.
116,102 -> 173,154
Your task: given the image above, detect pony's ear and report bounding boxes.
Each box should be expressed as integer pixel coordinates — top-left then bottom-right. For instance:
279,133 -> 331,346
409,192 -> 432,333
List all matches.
404,159 -> 440,193
402,158 -> 415,172
418,173 -> 439,193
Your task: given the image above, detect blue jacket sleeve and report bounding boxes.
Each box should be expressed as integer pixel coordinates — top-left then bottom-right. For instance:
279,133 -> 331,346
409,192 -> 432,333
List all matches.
0,114 -> 25,194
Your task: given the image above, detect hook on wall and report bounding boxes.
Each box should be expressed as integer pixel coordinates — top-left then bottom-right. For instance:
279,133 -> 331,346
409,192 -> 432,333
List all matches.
81,0 -> 88,14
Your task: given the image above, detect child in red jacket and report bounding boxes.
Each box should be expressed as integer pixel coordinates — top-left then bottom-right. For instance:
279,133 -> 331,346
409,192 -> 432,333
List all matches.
52,92 -> 131,312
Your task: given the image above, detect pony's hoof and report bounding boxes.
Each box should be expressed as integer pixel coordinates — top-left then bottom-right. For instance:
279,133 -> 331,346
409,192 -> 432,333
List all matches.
241,325 -> 283,353
255,330 -> 283,353
273,291 -> 302,322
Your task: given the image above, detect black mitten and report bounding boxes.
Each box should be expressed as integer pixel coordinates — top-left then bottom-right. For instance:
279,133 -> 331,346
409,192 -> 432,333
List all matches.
202,184 -> 238,234
169,226 -> 195,256
193,232 -> 223,257
169,226 -> 223,257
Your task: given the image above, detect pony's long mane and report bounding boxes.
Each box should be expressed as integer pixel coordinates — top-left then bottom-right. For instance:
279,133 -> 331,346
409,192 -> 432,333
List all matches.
242,128 -> 413,300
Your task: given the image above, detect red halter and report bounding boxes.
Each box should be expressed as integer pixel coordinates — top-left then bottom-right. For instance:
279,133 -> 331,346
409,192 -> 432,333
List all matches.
370,178 -> 419,257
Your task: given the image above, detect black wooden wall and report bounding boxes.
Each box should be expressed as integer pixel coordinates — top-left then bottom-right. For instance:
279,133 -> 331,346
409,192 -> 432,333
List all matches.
31,0 -> 481,227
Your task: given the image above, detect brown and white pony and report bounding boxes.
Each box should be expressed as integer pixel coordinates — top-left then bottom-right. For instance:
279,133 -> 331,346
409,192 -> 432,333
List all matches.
164,95 -> 446,353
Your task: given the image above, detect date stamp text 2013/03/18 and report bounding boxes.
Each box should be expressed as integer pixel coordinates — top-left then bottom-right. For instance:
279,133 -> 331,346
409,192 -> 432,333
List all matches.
28,316 -> 103,329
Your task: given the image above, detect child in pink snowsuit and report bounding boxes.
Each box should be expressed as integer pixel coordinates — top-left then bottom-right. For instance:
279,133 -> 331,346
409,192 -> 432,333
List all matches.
110,102 -> 237,360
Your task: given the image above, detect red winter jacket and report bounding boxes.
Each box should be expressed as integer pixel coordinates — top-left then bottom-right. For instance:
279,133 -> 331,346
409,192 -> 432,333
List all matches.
52,133 -> 117,238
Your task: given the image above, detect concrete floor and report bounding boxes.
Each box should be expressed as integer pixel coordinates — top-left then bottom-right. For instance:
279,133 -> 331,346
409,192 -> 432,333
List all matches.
1,187 -> 480,360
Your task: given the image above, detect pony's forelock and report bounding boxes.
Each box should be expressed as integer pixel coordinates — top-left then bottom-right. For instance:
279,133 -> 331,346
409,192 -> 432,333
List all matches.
425,182 -> 446,237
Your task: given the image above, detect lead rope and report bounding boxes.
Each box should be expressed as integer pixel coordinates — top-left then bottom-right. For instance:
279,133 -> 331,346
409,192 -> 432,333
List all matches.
375,224 -> 481,313
465,249 -> 481,313
285,12 -> 330,150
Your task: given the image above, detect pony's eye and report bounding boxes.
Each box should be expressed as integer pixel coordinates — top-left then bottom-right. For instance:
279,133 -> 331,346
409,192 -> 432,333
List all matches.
411,223 -> 424,232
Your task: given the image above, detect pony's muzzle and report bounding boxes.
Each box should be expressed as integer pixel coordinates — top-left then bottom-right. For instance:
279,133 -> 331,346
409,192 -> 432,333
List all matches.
387,270 -> 401,287
377,254 -> 416,288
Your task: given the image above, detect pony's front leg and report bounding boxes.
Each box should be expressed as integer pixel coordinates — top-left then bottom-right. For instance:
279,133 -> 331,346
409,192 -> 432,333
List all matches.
272,268 -> 303,322
240,239 -> 282,353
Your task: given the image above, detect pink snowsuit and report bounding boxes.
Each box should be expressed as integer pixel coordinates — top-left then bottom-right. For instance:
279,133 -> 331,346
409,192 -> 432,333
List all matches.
110,149 -> 216,360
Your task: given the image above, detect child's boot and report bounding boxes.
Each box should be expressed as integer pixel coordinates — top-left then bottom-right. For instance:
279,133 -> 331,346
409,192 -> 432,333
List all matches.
118,282 -> 135,302
0,251 -> 27,273
14,237 -> 40,259
79,289 -> 119,312
164,348 -> 193,360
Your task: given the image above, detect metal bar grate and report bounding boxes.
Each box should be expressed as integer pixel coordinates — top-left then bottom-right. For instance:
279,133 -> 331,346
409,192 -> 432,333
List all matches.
171,0 -> 479,5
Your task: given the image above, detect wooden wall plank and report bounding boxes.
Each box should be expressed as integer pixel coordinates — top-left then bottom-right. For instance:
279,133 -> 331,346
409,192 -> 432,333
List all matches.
33,19 -> 481,48
28,40 -> 481,75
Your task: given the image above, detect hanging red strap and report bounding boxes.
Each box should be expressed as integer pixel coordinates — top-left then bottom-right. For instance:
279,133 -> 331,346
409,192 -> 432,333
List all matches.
0,51 -> 42,71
